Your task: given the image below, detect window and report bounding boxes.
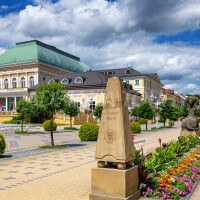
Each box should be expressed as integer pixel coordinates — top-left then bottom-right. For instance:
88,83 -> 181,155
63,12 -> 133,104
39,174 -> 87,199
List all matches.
29,76 -> 34,87
135,80 -> 140,85
42,76 -> 46,82
61,78 -> 69,85
125,69 -> 132,74
4,79 -> 9,89
107,71 -> 114,76
48,79 -> 55,84
0,81 -> 1,89
125,80 -> 129,84
21,77 -> 26,88
12,78 -> 17,88
89,100 -> 95,111
74,77 -> 84,84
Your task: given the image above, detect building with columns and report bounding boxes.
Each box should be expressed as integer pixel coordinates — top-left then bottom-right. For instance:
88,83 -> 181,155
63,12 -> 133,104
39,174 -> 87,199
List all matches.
0,40 -> 90,111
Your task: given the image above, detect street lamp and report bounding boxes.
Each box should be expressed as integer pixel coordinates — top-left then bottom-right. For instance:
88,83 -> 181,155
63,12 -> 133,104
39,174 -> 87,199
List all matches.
151,95 -> 161,129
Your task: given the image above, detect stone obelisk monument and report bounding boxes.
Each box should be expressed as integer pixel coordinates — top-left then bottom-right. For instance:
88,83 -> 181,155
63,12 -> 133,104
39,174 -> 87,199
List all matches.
89,77 -> 140,200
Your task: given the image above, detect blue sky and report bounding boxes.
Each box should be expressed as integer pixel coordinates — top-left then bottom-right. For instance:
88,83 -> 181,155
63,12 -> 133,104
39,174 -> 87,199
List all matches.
0,0 -> 33,16
155,29 -> 200,45
0,0 -> 199,94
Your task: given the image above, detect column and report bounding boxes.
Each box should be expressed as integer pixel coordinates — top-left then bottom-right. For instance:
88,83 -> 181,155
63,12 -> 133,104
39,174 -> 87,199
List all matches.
35,71 -> 39,85
9,74 -> 11,88
0,76 -> 2,89
14,97 -> 17,111
26,72 -> 28,88
17,73 -> 19,88
6,97 -> 8,112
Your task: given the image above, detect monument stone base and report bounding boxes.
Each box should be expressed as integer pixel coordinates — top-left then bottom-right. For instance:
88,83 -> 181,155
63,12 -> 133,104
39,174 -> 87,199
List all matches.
89,166 -> 140,200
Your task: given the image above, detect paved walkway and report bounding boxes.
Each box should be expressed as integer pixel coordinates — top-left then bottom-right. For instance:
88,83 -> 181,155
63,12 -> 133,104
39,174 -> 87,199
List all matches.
3,130 -> 79,152
0,144 -> 96,200
189,181 -> 200,200
3,122 -> 176,152
0,124 -> 182,200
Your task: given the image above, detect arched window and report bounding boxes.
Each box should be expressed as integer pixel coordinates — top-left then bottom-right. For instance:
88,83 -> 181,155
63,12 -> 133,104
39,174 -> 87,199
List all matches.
21,77 -> 26,88
12,78 -> 17,88
74,77 -> 84,84
29,76 -> 34,87
107,71 -> 114,76
48,79 -> 55,84
4,79 -> 9,89
61,78 -> 70,85
125,69 -> 132,74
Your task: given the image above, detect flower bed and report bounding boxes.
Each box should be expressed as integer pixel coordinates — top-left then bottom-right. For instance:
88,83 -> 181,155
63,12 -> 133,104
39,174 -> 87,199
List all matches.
136,135 -> 200,200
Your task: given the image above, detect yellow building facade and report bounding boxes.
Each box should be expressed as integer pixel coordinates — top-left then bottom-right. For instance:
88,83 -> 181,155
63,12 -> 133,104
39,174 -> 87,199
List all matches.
162,88 -> 186,106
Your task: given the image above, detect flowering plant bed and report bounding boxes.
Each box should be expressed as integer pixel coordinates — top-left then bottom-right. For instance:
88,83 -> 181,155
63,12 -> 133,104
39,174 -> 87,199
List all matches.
135,135 -> 200,200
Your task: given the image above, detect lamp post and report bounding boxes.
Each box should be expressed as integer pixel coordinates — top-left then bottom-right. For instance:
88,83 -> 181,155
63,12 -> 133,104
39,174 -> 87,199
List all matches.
151,95 -> 163,129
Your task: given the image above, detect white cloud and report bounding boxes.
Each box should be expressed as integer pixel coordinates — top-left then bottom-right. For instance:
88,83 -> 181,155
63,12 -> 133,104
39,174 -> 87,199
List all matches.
165,83 -> 200,94
0,48 -> 5,55
0,0 -> 199,94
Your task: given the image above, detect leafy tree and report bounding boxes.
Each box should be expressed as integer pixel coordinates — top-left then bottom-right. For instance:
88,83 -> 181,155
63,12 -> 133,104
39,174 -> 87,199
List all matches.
33,82 -> 67,146
159,100 -> 174,126
131,106 -> 140,121
138,101 -> 154,130
16,99 -> 33,132
187,94 -> 200,99
180,105 -> 188,118
195,108 -> 200,118
171,107 -> 181,121
93,104 -> 103,120
63,100 -> 79,127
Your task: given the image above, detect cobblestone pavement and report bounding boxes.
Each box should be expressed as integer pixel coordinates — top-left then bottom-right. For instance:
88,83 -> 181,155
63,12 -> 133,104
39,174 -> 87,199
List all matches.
0,124 -> 183,200
3,122 -> 177,152
3,130 -> 79,152
0,144 -> 96,200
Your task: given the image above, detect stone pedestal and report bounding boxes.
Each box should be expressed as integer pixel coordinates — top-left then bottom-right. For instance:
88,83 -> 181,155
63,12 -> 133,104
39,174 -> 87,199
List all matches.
89,166 -> 140,200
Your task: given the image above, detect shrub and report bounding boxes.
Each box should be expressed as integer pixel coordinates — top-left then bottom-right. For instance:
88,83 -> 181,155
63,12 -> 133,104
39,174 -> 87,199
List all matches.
139,118 -> 146,124
64,127 -> 78,131
43,120 -> 57,131
130,122 -> 141,133
15,131 -> 31,134
78,123 -> 99,141
168,120 -> 175,127
0,133 -> 6,155
3,116 -> 30,124
158,117 -> 165,123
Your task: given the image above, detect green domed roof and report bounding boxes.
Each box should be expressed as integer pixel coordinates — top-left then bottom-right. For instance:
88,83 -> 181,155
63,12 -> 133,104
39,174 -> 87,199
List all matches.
0,40 -> 91,72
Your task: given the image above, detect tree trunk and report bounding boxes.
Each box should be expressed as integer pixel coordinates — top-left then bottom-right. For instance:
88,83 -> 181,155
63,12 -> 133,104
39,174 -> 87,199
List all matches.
164,119 -> 166,127
50,131 -> 54,146
145,120 -> 148,130
50,117 -> 54,146
70,116 -> 72,128
21,118 -> 24,132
